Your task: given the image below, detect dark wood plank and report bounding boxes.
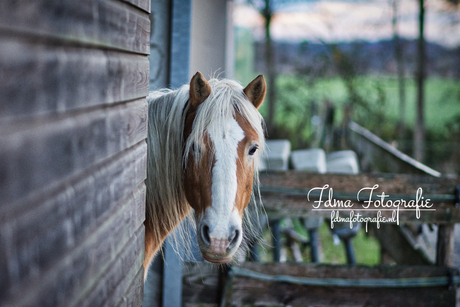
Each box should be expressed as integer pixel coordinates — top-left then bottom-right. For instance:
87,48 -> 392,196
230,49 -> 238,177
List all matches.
230,277 -> 455,307
183,262 -> 221,305
436,224 -> 455,266
1,181 -> 146,307
183,262 -> 458,307
0,142 -> 146,298
227,263 -> 457,307
0,37 -> 149,120
259,171 -> 457,196
0,98 -> 148,208
0,0 -> 150,54
259,171 -> 460,223
237,262 -> 456,283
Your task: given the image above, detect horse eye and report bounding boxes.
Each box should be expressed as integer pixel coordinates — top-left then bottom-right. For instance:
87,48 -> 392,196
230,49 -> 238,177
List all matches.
248,145 -> 258,156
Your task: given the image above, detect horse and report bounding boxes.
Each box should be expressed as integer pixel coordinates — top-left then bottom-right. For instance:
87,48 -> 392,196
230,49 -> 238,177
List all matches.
143,72 -> 266,279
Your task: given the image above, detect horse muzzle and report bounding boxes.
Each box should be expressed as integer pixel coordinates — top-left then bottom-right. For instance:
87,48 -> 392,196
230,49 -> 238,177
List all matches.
197,219 -> 242,263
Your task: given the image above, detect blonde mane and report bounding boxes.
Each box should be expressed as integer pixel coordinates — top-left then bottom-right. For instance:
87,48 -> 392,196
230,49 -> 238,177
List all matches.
146,78 -> 265,257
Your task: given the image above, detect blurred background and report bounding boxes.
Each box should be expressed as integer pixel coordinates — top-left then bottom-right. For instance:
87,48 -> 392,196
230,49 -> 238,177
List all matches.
230,0 -> 460,175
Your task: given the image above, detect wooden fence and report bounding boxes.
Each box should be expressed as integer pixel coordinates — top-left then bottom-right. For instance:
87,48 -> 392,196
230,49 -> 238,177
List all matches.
222,263 -> 459,306
259,170 -> 459,265
183,170 -> 459,306
0,1 -> 150,305
259,171 -> 458,224
347,121 -> 441,176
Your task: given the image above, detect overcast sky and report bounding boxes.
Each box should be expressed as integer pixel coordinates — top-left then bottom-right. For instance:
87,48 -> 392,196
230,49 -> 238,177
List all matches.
234,0 -> 460,47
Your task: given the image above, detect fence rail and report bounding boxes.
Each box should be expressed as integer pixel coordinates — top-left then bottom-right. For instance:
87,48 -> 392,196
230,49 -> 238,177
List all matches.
220,263 -> 459,307
258,171 -> 459,223
347,121 -> 442,176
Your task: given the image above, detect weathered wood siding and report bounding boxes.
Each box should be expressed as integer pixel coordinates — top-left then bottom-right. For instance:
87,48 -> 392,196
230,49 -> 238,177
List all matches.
0,1 -> 150,306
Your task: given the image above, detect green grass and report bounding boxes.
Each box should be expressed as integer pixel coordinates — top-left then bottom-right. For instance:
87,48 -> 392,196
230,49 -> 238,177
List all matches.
258,219 -> 380,265
267,74 -> 460,136
256,74 -> 460,172
317,223 -> 381,265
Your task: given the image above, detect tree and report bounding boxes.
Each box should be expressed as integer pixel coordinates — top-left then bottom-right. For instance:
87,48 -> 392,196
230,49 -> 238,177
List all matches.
413,0 -> 425,162
391,0 -> 406,142
261,0 -> 277,136
247,0 -> 293,136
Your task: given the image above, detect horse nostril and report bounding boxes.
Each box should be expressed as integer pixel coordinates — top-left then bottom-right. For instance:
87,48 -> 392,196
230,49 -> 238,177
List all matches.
228,229 -> 240,249
201,224 -> 211,246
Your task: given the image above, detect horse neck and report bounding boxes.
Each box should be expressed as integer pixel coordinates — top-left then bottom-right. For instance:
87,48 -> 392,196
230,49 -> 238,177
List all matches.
145,89 -> 191,252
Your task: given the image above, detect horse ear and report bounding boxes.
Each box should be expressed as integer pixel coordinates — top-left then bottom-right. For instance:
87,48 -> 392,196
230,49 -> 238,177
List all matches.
189,71 -> 211,109
243,75 -> 266,109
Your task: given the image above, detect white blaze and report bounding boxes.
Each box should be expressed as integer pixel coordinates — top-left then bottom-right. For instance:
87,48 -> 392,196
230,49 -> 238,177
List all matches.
206,117 -> 244,240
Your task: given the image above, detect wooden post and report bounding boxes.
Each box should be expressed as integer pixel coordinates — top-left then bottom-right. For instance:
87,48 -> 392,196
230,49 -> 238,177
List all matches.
414,0 -> 426,162
162,238 -> 184,307
160,0 -> 193,306
308,229 -> 319,263
343,237 -> 356,265
436,224 -> 455,267
271,219 -> 281,262
218,266 -> 231,307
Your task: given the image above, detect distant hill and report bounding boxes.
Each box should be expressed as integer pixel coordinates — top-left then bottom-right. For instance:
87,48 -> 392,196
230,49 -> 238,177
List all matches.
254,39 -> 460,78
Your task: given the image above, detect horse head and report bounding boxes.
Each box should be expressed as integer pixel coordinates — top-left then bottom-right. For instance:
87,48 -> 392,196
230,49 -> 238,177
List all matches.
183,72 -> 266,263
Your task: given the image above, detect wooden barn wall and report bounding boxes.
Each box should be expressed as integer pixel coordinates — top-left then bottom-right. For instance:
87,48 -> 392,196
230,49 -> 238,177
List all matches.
0,0 -> 150,306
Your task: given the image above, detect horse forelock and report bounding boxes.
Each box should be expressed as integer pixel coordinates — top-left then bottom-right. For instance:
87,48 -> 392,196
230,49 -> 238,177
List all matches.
183,78 -> 265,171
